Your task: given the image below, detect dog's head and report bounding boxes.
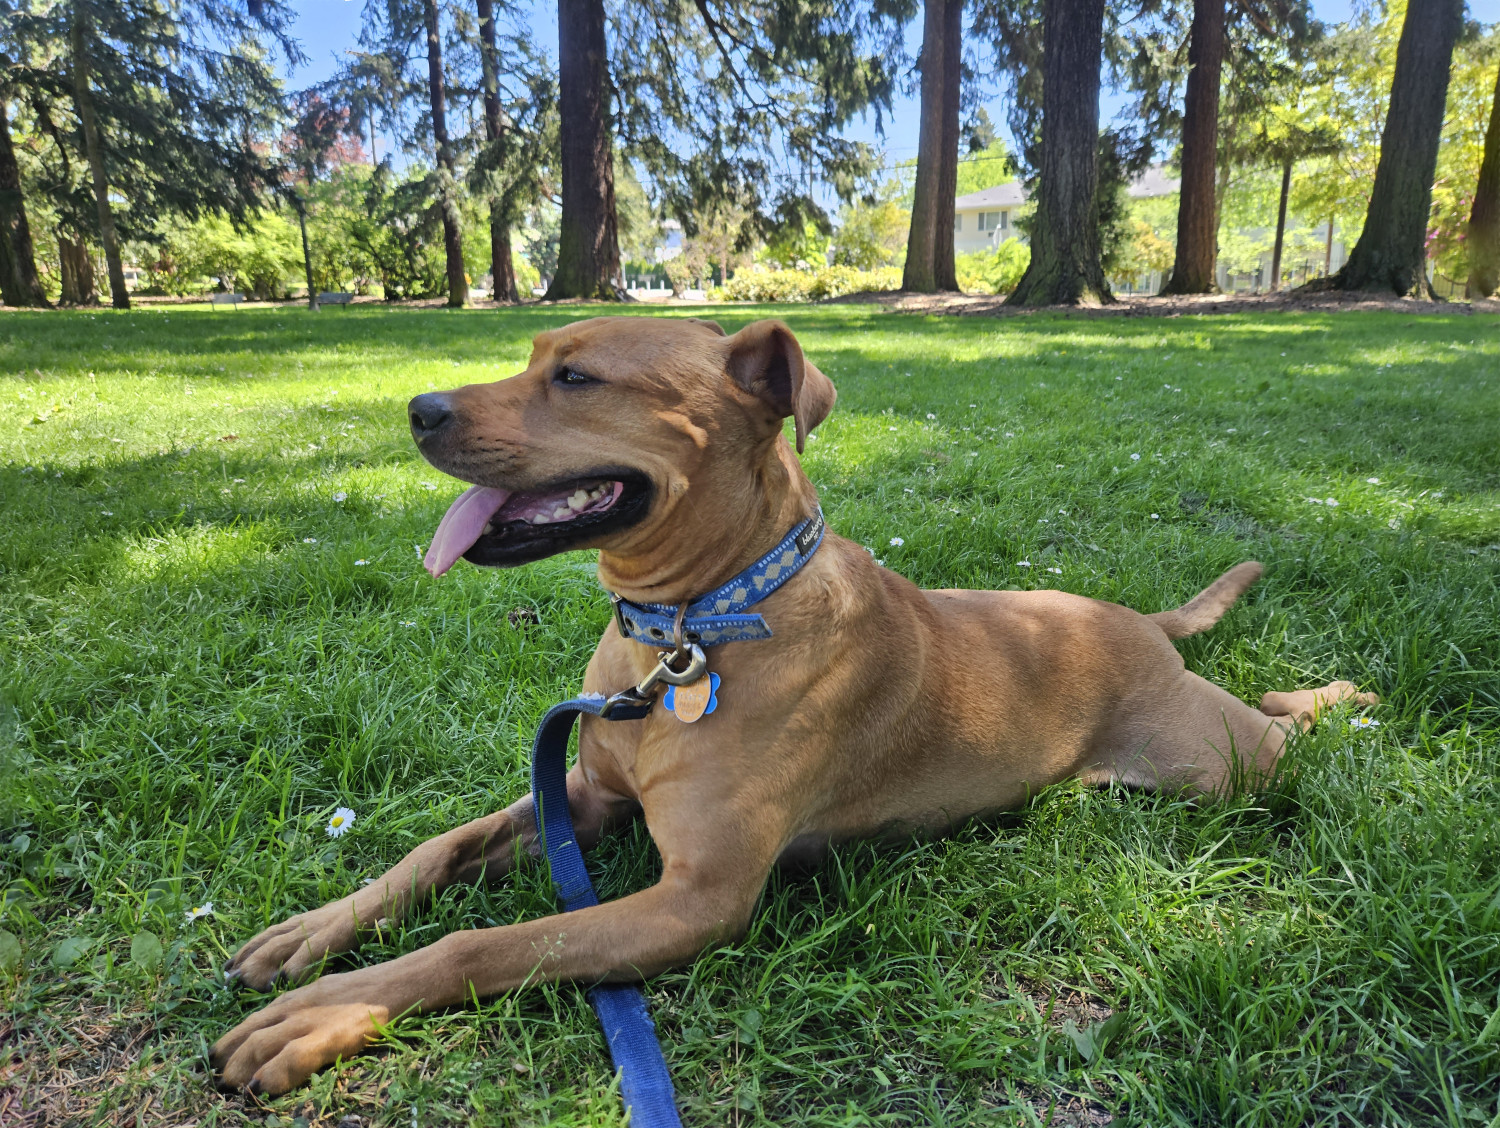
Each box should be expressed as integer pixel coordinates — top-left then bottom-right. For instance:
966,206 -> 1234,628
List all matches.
413,316 -> 835,575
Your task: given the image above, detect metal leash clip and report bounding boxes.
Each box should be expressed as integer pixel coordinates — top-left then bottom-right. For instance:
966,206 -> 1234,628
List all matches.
599,642 -> 708,718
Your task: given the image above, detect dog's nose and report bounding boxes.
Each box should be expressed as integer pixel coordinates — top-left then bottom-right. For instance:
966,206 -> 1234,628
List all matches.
408,393 -> 454,439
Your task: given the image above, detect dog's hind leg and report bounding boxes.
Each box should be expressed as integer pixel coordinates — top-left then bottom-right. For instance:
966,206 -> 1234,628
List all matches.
1257,681 -> 1379,732
224,768 -> 637,990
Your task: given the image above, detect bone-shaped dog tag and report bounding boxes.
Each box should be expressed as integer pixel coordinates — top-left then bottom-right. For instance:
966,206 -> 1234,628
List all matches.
664,672 -> 719,723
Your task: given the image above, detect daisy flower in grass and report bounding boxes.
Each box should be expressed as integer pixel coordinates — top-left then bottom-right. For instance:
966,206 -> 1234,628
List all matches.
1349,717 -> 1381,730
889,537 -> 904,546
184,902 -> 214,922
327,807 -> 357,837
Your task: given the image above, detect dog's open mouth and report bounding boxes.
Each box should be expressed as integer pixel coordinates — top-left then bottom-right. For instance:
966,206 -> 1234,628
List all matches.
424,472 -> 650,575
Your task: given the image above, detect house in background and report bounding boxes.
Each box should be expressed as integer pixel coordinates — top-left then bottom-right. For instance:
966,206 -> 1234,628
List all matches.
952,183 -> 1027,254
953,163 -> 1182,256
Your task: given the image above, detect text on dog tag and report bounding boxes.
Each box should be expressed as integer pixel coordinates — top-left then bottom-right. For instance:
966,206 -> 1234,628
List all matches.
664,672 -> 719,723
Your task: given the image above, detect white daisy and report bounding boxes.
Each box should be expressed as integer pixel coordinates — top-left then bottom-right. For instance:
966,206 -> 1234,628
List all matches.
889,537 -> 904,546
1349,717 -> 1380,730
1130,453 -> 1141,461
926,413 -> 936,420
1017,560 -> 1031,568
303,537 -> 317,544
326,807 -> 357,837
355,559 -> 369,566
421,482 -> 438,491
333,492 -> 347,502
184,902 -> 214,922
1150,513 -> 1160,520
1046,567 -> 1062,575
399,619 -> 416,627
1366,477 -> 1380,485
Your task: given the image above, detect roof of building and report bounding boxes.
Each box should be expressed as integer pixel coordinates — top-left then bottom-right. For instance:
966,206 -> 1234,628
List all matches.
954,182 -> 1028,209
953,164 -> 1180,209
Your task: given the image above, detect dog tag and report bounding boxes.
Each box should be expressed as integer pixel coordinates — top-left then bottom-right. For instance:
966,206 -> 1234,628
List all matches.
664,672 -> 719,723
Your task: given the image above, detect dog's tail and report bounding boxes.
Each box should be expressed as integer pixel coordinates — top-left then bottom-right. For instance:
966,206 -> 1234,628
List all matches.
1148,561 -> 1263,639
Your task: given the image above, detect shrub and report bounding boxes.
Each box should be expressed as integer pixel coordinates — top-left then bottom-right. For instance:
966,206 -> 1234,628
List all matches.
955,242 -> 1030,295
716,265 -> 901,302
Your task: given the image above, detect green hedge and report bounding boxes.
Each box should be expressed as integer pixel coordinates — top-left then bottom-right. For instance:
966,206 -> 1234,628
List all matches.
714,265 -> 902,302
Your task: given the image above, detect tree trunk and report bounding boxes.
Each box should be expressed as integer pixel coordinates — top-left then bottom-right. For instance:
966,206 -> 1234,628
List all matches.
1006,0 -> 1111,306
1467,60 -> 1500,298
1324,217 -> 1333,275
0,96 -> 49,307
477,0 -> 519,303
59,235 -> 96,305
1336,0 -> 1463,295
1270,157 -> 1291,292
1162,0 -> 1225,295
423,0 -> 467,308
70,8 -> 129,309
545,0 -> 623,300
296,196 -> 319,311
902,0 -> 962,293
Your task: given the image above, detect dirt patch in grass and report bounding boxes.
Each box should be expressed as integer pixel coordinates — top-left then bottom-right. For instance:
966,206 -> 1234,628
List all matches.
825,289 -> 1500,318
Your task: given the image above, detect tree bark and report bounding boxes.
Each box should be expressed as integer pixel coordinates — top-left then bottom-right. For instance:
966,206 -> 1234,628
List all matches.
1335,0 -> 1463,295
1467,61 -> 1500,298
1270,158 -> 1291,292
1162,0 -> 1225,295
545,0 -> 623,300
0,95 -> 49,307
902,0 -> 962,293
296,196 -> 319,311
477,0 -> 519,303
423,0 -> 467,308
69,8 -> 129,309
1006,0 -> 1111,306
58,234 -> 96,305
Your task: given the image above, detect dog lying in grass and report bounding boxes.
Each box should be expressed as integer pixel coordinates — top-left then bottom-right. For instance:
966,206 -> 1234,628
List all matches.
212,316 -> 1374,1095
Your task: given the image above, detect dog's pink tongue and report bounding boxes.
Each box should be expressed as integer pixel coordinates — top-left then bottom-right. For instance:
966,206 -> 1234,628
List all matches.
424,486 -> 511,577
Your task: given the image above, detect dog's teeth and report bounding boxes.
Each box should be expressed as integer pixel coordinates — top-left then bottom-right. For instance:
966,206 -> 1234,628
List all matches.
552,506 -> 571,520
568,490 -> 588,510
531,513 -> 550,524
481,521 -> 495,535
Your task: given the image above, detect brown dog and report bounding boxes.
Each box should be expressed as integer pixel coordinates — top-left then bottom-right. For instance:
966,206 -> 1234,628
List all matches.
211,316 -> 1374,1095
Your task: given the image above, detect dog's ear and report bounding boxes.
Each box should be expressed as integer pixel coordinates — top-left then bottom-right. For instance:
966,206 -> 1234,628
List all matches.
725,319 -> 836,453
686,317 -> 727,337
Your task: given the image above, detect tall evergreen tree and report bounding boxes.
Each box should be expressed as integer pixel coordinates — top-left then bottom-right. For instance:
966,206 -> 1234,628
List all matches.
902,0 -> 962,293
1160,0 -> 1223,294
422,0 -> 466,307
1327,0 -> 1463,295
16,0 -> 298,308
0,87 -> 48,306
1466,52 -> 1500,298
545,0 -> 619,299
1006,0 -> 1111,305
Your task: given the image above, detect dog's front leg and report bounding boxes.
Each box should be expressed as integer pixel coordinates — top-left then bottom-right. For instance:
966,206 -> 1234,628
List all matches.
211,855 -> 766,1096
226,768 -> 637,989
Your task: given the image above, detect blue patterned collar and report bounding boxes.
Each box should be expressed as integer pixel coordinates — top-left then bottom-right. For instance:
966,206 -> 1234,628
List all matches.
610,509 -> 825,648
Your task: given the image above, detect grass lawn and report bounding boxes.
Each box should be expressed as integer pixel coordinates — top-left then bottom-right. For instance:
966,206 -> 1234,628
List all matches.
2,303 -> 1498,1126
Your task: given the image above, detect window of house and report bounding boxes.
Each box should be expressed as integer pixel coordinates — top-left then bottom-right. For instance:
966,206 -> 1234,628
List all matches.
978,211 -> 1006,232
954,214 -> 963,232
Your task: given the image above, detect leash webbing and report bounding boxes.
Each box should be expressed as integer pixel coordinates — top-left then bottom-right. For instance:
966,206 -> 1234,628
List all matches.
530,696 -> 683,1127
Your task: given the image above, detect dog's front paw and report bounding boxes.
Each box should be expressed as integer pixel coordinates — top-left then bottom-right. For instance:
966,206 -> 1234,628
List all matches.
225,898 -> 363,990
211,989 -> 389,1095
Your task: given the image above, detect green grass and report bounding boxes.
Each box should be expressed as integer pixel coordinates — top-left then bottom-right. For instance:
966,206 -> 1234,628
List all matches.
1,303 -> 1498,1126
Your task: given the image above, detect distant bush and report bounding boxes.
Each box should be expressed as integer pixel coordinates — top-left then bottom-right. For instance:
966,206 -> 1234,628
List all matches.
715,265 -> 901,302
955,242 -> 1030,295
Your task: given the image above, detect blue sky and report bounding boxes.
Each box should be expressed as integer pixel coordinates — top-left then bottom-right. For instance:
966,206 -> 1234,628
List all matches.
281,0 -> 1499,174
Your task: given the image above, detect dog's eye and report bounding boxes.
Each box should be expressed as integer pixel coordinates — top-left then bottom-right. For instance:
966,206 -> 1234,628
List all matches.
554,368 -> 598,387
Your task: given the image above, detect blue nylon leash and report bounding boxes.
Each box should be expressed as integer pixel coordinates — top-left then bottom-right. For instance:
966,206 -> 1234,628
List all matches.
530,695 -> 682,1128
